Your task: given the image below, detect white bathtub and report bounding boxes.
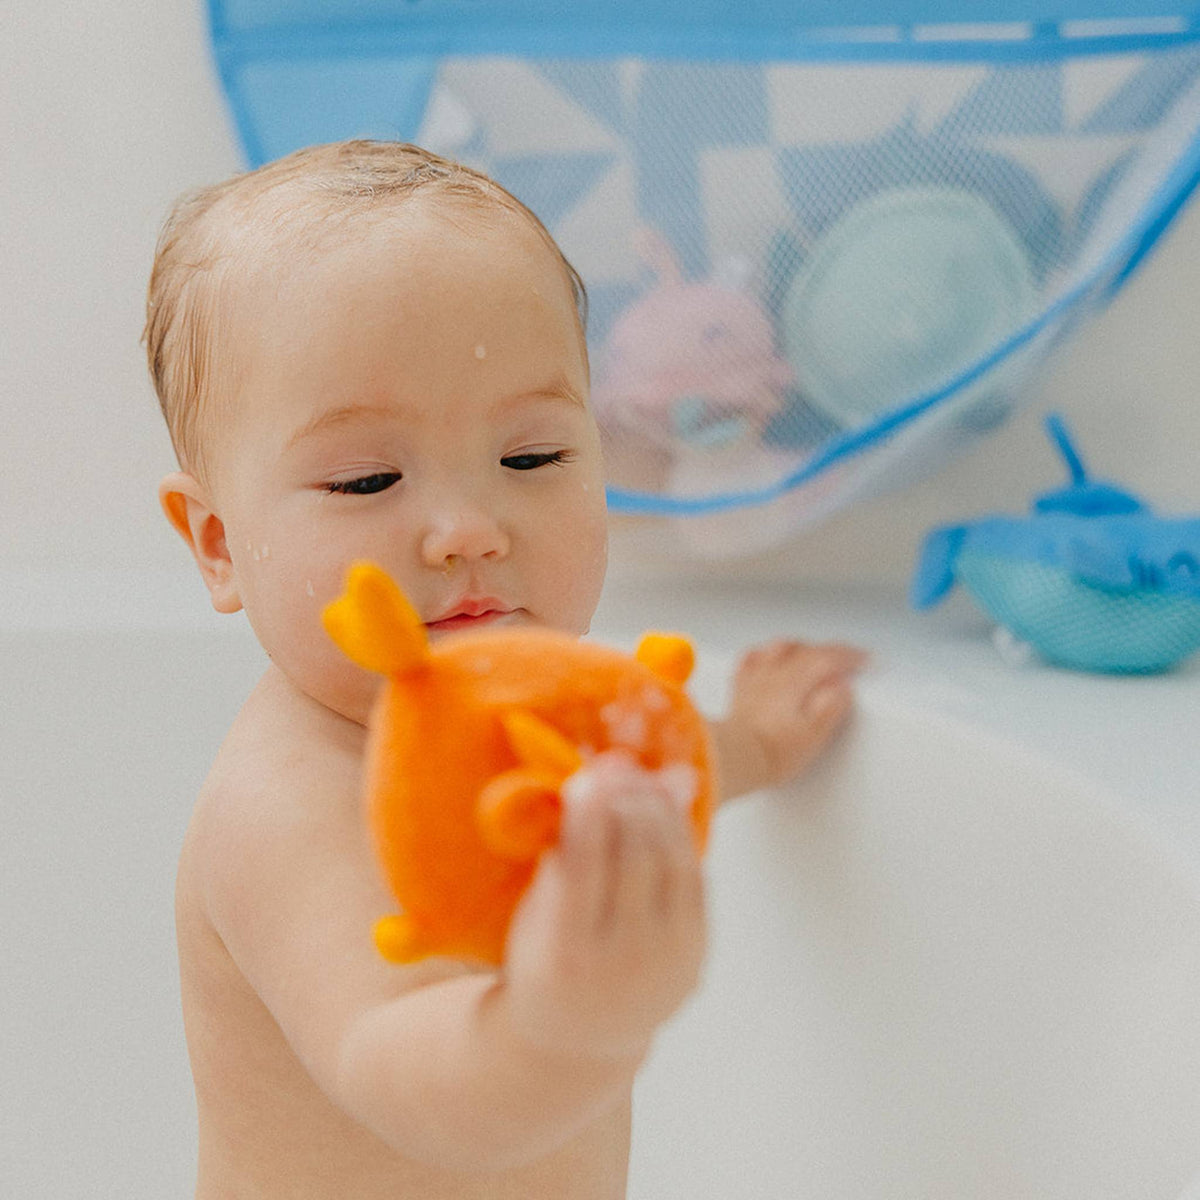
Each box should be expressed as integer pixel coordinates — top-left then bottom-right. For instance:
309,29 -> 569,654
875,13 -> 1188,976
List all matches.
4,570 -> 1199,1198
630,680 -> 1200,1199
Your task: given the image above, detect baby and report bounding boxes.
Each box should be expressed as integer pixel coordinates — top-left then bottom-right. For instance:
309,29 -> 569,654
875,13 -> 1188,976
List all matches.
145,139 -> 866,1199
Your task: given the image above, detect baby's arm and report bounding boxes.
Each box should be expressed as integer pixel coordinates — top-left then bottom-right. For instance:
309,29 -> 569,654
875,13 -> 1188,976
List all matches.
710,639 -> 868,802
199,744 -> 703,1174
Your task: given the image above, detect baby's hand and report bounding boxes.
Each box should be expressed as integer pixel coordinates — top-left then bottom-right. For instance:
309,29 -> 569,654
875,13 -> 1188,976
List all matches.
720,639 -> 868,794
502,753 -> 706,1063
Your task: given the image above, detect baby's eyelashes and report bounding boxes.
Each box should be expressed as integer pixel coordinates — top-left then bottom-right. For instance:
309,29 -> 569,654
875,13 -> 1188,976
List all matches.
500,449 -> 575,471
324,472 -> 402,495
323,451 -> 574,492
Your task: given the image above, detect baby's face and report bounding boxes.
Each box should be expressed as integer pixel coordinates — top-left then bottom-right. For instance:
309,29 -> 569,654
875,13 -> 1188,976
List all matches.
205,202 -> 608,722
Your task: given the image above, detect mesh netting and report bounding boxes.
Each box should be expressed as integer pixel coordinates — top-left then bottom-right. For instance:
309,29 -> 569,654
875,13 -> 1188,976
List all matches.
208,11 -> 1200,557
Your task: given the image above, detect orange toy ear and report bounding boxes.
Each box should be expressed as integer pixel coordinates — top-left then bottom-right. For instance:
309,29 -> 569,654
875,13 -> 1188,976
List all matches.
635,632 -> 695,687
322,561 -> 429,676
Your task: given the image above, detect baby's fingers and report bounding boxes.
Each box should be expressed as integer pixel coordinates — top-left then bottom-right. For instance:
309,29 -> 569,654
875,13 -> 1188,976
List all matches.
556,759 -> 674,930
554,769 -> 615,935
740,640 -> 866,683
792,642 -> 868,679
660,807 -> 706,927
804,675 -> 855,729
557,755 -> 703,939
605,790 -> 679,932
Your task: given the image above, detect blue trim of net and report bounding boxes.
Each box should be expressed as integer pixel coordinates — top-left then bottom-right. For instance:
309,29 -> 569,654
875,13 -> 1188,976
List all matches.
209,14 -> 1200,67
211,1 -> 1200,33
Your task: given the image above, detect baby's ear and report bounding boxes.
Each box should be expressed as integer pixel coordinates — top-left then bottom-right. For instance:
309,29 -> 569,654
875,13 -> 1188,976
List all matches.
158,471 -> 241,614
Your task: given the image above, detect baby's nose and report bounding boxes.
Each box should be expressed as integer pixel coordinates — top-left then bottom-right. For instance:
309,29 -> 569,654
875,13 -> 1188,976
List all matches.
419,507 -> 511,568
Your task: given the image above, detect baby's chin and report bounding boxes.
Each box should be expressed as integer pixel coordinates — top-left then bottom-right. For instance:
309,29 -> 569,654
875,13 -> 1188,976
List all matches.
289,654 -> 388,729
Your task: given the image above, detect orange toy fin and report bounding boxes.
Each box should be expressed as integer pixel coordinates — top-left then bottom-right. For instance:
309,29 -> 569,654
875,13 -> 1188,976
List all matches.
322,561 -> 429,676
374,913 -> 436,964
635,632 -> 695,687
500,710 -> 584,777
477,769 -> 563,860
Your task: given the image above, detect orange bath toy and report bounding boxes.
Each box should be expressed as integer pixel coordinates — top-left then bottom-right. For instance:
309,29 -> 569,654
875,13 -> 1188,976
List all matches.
323,561 -> 715,966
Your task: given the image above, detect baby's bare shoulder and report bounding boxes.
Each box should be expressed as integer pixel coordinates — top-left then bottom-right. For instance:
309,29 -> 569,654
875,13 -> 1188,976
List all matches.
190,669 -> 363,863
177,668 -> 482,1135
195,670 -> 371,890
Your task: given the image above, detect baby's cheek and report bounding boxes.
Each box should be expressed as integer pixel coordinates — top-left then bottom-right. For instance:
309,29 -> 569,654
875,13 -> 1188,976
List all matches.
566,526 -> 609,631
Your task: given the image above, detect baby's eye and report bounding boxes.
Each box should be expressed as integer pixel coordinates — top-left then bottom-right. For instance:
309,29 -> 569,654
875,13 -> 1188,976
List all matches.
501,450 -> 573,471
324,472 -> 401,495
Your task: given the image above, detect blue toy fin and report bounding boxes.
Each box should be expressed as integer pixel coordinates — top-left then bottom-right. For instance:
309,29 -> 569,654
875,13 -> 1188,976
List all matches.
910,525 -> 968,609
1046,412 -> 1088,486
1034,412 -> 1144,516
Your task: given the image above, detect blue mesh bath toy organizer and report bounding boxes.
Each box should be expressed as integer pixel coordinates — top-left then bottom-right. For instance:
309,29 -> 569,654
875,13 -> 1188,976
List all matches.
207,2 -> 1200,557
912,413 -> 1200,673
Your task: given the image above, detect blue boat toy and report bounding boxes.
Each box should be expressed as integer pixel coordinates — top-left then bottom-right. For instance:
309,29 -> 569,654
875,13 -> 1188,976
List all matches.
911,413 -> 1200,674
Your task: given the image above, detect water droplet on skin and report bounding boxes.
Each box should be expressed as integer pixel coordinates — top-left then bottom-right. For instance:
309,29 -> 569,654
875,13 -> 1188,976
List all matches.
252,548 -> 260,562
306,580 -> 315,598
474,343 -> 487,360
261,545 -> 270,559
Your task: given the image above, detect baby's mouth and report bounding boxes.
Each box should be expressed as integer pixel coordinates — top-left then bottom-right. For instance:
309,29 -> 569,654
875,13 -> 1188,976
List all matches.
424,605 -> 522,636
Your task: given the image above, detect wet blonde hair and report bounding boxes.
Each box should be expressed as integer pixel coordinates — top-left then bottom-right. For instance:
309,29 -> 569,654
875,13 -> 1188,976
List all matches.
142,139 -> 588,491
